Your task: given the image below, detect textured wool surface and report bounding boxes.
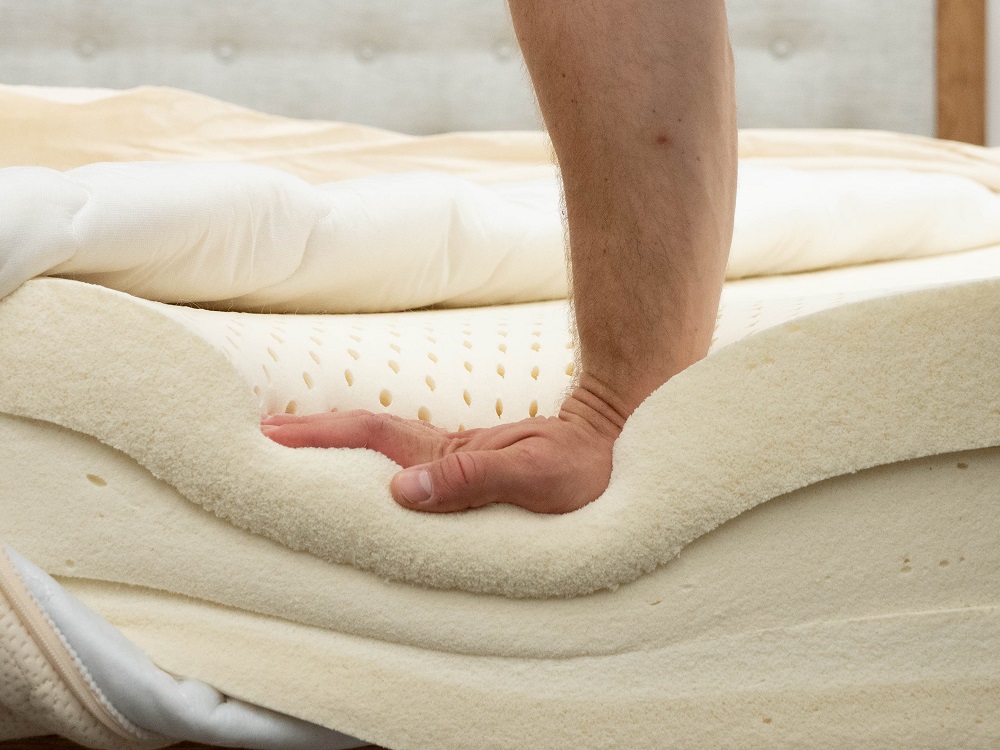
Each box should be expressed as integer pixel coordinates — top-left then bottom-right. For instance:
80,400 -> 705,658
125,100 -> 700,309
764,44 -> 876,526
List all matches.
2,415 -> 998,661
1,245 -> 999,598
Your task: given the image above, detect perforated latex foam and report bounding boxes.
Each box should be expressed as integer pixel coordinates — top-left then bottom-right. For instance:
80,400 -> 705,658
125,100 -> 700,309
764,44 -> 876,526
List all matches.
166,243 -> 1000,427
172,300 -> 576,429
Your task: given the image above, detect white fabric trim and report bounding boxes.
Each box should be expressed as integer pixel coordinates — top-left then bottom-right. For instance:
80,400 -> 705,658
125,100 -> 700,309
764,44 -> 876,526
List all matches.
3,546 -> 367,750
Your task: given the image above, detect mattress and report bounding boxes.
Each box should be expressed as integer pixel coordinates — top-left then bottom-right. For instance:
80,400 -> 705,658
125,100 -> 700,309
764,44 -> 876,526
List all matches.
1,250 -> 998,748
1,85 -> 999,749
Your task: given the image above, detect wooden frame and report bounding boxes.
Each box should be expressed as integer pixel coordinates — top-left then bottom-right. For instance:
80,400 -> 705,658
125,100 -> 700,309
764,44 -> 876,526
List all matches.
937,0 -> 988,144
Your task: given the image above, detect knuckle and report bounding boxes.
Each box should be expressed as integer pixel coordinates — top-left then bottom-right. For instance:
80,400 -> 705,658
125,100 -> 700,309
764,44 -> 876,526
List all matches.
438,452 -> 480,494
343,409 -> 373,418
435,433 -> 472,461
518,443 -> 560,477
359,413 -> 389,447
367,412 -> 391,430
454,452 -> 477,485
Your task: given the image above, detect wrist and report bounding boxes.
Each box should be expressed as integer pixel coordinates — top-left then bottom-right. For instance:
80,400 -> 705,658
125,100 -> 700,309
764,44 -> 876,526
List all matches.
558,373 -> 634,438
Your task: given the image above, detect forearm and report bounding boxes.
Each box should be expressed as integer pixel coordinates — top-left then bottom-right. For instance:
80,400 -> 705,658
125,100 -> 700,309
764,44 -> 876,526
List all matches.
508,1 -> 738,417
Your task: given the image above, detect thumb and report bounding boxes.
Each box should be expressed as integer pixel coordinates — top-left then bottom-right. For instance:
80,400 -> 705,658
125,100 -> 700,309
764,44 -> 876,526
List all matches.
391,450 -> 527,513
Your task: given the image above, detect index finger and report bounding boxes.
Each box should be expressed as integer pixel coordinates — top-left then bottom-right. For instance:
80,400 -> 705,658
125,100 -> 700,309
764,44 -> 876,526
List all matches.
262,411 -> 447,468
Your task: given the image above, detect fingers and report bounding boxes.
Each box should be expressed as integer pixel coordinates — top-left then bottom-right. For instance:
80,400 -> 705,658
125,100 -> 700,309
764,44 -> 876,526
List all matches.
262,410 -> 449,436
261,411 -> 445,468
392,447 -> 539,513
261,411 -> 613,515
261,410 -> 370,427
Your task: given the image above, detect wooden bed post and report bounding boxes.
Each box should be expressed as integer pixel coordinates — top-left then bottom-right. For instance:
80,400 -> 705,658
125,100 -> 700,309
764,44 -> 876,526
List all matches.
937,0 -> 988,144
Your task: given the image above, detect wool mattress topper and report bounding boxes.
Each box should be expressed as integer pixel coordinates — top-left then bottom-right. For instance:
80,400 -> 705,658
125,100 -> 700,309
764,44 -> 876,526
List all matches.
2,260 -> 999,598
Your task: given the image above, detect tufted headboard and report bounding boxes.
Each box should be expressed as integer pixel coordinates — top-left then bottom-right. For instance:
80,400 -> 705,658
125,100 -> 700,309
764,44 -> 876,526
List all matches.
0,0 -> 987,141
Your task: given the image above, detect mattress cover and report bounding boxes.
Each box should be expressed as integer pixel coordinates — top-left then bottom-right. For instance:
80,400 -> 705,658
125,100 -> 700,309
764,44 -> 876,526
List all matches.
0,546 -> 362,749
1,85 -> 999,748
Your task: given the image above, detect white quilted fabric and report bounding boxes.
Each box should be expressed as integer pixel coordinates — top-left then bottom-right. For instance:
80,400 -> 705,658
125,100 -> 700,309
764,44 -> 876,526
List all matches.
1,547 -> 367,750
4,84 -> 1000,312
0,586 -> 142,750
0,702 -> 43,742
3,160 -> 1000,313
0,163 -> 566,312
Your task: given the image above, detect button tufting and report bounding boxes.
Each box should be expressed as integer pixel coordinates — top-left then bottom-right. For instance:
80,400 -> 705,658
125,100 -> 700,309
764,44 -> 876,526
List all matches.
357,43 -> 377,62
769,38 -> 793,59
494,41 -> 516,61
74,37 -> 98,58
213,41 -> 237,62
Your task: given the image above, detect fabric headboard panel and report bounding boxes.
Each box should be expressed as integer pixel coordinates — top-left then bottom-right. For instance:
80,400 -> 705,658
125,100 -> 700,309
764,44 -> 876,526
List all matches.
1,0 -> 935,136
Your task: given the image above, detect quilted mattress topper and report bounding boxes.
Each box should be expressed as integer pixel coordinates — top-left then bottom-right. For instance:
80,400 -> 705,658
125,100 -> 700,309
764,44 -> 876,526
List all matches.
5,84 -> 1000,311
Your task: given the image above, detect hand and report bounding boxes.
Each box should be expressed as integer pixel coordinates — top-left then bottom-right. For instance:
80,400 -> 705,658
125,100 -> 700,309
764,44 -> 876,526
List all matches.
260,379 -> 628,514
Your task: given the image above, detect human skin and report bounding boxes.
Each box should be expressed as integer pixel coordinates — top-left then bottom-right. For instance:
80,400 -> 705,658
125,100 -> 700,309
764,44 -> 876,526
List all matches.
262,0 -> 738,514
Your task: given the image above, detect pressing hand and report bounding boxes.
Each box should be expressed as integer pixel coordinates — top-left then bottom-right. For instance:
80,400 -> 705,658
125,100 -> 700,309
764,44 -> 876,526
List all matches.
260,379 -> 627,514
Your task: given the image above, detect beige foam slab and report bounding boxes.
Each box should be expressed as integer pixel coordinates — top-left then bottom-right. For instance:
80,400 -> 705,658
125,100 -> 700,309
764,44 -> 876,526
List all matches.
63,580 -> 1000,750
2,410 -> 998,661
4,413 -> 999,747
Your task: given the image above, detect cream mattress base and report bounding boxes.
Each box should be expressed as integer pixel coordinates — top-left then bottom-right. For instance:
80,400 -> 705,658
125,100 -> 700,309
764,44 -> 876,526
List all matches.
68,584 -> 1000,750
2,410 -> 999,747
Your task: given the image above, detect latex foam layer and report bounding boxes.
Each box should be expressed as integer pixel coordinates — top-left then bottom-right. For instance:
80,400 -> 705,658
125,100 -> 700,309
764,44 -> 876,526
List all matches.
1,248 -> 999,598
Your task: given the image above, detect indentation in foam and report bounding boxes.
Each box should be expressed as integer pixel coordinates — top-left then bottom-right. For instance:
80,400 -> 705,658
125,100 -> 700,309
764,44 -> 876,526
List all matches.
159,244 -> 1000,432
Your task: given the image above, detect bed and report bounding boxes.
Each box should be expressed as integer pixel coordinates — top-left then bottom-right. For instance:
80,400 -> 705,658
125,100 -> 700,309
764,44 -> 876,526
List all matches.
0,2 -> 996,749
